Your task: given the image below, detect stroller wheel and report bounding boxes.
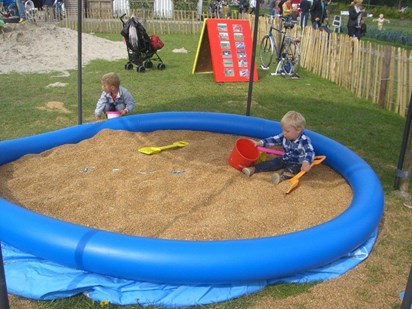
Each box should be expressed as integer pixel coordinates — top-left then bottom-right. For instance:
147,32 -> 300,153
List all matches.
137,66 -> 146,73
125,63 -> 133,70
144,61 -> 153,69
157,63 -> 166,70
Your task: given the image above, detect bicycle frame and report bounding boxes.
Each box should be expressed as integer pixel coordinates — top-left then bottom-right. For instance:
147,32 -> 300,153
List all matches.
269,25 -> 287,61
259,18 -> 301,78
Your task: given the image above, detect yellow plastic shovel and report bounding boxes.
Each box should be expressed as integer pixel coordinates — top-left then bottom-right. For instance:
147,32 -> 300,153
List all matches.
138,141 -> 189,155
285,155 -> 326,194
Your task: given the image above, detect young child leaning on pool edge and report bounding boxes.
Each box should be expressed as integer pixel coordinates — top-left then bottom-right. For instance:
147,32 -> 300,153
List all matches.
242,111 -> 315,184
94,72 -> 136,121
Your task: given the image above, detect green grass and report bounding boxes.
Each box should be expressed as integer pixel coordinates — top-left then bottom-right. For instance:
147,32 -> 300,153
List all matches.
1,32 -> 411,308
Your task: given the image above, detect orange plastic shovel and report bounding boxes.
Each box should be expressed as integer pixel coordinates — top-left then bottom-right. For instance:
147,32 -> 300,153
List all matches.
285,155 -> 326,194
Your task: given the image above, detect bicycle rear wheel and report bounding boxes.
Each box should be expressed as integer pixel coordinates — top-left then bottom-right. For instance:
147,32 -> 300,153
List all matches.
281,40 -> 300,76
259,35 -> 274,70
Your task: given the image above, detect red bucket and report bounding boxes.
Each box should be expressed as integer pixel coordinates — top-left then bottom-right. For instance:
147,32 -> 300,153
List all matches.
228,138 -> 260,171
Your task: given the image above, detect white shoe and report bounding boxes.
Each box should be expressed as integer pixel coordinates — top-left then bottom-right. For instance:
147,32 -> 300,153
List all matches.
242,167 -> 255,176
271,173 -> 281,184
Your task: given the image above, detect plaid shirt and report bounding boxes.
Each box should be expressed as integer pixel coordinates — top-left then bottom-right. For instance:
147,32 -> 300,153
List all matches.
260,132 -> 315,164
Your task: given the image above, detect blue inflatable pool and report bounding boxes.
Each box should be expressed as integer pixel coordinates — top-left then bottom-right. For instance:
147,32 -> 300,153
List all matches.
0,112 -> 384,286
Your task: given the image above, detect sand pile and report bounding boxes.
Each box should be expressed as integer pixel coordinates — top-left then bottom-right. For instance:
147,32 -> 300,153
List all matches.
0,23 -> 126,74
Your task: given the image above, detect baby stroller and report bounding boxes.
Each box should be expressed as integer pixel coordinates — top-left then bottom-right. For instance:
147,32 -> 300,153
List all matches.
120,14 -> 165,73
0,0 -> 37,23
0,1 -> 20,23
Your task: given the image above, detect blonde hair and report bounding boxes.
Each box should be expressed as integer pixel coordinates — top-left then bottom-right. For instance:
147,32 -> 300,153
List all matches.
353,0 -> 363,5
101,72 -> 121,89
280,111 -> 306,130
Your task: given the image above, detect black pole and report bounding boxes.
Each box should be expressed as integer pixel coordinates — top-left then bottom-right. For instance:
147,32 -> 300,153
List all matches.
394,92 -> 412,190
245,0 -> 260,116
77,0 -> 83,125
401,264 -> 412,309
0,243 -> 10,309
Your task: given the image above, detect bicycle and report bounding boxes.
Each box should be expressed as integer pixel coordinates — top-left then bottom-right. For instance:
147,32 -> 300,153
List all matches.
259,17 -> 301,78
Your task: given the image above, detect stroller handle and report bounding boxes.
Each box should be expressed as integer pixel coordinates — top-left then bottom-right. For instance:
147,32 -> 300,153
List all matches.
120,13 -> 127,25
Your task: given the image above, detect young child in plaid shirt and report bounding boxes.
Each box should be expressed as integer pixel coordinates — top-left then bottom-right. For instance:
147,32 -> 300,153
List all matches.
242,111 -> 315,184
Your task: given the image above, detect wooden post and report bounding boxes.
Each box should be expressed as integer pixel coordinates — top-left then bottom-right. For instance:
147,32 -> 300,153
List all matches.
378,45 -> 392,108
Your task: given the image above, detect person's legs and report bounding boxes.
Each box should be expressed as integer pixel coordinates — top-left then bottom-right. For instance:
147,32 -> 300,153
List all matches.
242,157 -> 285,176
322,24 -> 331,35
281,163 -> 301,178
15,0 -> 26,20
272,163 -> 301,184
44,5 -> 54,21
301,12 -> 309,27
114,103 -> 126,111
355,27 -> 361,40
348,26 -> 355,38
255,157 -> 285,173
269,6 -> 274,17
103,103 -> 116,113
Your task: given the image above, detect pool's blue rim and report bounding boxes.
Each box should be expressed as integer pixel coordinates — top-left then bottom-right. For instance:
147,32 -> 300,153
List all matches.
0,112 -> 384,285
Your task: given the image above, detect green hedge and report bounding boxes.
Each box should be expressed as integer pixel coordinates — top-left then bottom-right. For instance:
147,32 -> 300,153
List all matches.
173,0 -> 198,10
130,0 -> 154,10
365,28 -> 412,46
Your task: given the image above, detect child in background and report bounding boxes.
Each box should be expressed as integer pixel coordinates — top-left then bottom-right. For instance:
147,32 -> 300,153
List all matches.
242,111 -> 315,184
373,13 -> 389,30
95,72 -> 136,121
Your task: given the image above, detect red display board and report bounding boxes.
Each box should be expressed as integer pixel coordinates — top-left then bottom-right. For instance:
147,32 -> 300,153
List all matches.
193,18 -> 258,83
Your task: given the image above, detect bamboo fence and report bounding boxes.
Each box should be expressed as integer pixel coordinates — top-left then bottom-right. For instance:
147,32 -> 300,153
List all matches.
251,16 -> 412,117
59,11 -> 411,117
61,8 -> 207,34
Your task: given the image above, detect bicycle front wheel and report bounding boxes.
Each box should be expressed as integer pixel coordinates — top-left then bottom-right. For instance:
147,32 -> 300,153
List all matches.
281,40 -> 300,76
259,35 -> 274,70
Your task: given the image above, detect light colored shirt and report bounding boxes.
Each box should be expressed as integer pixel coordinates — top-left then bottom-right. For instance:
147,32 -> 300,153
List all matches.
95,86 -> 136,117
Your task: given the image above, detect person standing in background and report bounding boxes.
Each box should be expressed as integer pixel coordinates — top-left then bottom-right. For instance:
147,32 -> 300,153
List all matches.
310,0 -> 329,29
299,0 -> 311,28
372,13 -> 390,30
282,0 -> 295,21
347,0 -> 365,40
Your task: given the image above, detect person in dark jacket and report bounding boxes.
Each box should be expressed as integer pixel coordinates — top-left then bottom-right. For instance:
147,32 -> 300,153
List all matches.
347,0 -> 366,40
299,0 -> 311,28
310,0 -> 328,29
